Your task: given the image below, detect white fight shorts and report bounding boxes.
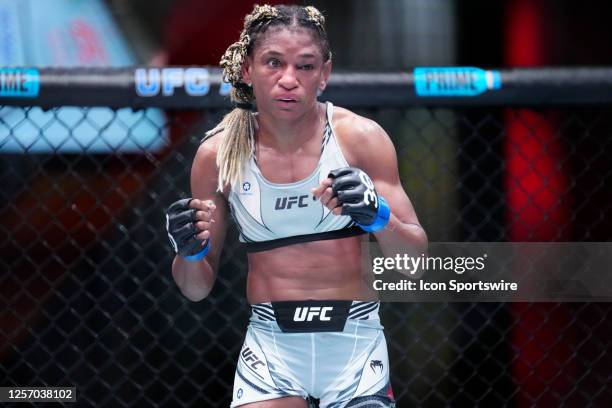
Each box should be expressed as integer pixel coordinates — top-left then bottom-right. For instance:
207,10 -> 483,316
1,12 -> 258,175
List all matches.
231,300 -> 395,408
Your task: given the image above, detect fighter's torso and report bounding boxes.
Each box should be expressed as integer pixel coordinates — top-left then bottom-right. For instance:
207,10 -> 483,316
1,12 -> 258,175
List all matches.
227,101 -> 364,253
209,102 -> 377,303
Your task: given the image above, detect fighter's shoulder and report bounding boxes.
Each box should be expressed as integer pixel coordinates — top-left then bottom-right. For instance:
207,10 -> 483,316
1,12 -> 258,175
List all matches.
200,127 -> 225,152
332,106 -> 391,154
193,129 -> 224,172
333,106 -> 387,140
196,127 -> 226,157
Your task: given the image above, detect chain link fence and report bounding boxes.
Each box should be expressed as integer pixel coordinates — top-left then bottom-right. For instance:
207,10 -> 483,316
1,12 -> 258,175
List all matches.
2,74 -> 612,407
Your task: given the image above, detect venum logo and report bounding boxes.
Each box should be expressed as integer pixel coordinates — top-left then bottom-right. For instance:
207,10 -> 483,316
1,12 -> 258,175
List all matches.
241,347 -> 265,370
293,306 -> 333,322
370,360 -> 384,374
275,195 -> 309,210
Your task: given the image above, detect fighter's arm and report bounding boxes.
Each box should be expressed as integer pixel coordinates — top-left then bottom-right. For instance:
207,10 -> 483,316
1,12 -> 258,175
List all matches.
313,114 -> 427,259
351,117 -> 427,257
170,135 -> 229,301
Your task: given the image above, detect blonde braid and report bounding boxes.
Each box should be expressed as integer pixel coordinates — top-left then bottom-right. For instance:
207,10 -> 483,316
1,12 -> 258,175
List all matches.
244,4 -> 279,29
209,4 -> 281,192
304,6 -> 325,28
219,32 -> 253,103
304,6 -> 332,61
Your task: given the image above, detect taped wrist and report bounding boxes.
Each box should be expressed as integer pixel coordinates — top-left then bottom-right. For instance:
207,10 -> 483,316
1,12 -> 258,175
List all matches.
356,196 -> 390,232
183,239 -> 211,261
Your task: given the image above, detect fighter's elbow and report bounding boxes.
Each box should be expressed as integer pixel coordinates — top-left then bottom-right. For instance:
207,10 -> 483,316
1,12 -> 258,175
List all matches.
171,264 -> 215,302
415,225 -> 428,252
405,223 -> 428,254
179,285 -> 213,302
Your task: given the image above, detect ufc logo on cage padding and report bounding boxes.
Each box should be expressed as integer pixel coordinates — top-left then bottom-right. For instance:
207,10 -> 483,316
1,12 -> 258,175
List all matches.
272,300 -> 352,333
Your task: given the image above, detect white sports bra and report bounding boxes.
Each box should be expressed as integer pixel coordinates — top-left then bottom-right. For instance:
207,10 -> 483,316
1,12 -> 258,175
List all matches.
226,102 -> 364,252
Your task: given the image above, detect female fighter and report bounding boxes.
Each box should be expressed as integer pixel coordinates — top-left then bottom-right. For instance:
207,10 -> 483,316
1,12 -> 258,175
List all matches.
166,4 -> 427,407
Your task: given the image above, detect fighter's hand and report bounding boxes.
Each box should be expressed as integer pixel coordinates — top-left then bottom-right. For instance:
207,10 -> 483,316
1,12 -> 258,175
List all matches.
311,177 -> 342,215
165,198 -> 216,257
313,167 -> 390,232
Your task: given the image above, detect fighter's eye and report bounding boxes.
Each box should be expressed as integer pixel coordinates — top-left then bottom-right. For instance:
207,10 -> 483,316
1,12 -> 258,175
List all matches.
267,58 -> 281,68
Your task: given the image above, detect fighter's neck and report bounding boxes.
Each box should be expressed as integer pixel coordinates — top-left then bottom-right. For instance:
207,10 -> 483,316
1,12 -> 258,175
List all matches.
255,103 -> 325,153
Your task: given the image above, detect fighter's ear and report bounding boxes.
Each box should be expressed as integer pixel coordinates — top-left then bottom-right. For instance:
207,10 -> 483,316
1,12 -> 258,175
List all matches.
241,57 -> 253,86
319,59 -> 332,92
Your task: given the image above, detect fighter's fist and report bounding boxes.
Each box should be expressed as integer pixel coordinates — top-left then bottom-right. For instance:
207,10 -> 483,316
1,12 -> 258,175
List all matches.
165,198 -> 215,259
327,167 -> 390,232
326,167 -> 379,224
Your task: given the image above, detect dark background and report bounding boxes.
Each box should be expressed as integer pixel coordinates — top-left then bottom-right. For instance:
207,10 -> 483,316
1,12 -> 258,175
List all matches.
109,0 -> 612,67
2,1 -> 612,407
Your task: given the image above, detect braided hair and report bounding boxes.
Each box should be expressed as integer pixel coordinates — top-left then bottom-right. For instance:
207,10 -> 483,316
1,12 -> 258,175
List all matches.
208,4 -> 331,192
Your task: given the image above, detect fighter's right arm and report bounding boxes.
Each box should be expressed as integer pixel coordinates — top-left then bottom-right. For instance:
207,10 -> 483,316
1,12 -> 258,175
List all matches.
170,135 -> 229,301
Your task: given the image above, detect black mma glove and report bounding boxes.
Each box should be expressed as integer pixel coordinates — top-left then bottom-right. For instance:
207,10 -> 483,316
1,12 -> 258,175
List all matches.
165,198 -> 210,261
328,167 -> 390,232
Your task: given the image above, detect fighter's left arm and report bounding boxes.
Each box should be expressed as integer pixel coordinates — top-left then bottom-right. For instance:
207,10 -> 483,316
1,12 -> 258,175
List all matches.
313,115 -> 428,259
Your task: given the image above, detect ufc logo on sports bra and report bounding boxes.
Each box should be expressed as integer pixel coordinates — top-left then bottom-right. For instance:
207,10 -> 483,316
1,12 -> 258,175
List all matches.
275,195 -> 310,210
293,306 -> 333,322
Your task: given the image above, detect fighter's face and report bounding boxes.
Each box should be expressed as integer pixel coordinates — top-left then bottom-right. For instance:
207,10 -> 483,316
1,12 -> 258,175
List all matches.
242,27 -> 331,118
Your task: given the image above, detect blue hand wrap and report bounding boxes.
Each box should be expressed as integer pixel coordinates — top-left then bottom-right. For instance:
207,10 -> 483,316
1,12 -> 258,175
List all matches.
357,196 -> 390,233
183,239 -> 210,261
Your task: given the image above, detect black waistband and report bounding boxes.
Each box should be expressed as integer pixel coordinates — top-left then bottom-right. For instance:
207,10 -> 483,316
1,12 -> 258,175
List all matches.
251,300 -> 379,333
271,300 -> 352,333
242,226 -> 365,253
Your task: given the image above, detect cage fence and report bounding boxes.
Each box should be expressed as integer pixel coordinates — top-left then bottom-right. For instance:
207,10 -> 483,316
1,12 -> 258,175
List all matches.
1,68 -> 612,407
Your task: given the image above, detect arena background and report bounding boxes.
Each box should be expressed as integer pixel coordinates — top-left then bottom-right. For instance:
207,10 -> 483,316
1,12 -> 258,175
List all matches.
2,0 -> 612,407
